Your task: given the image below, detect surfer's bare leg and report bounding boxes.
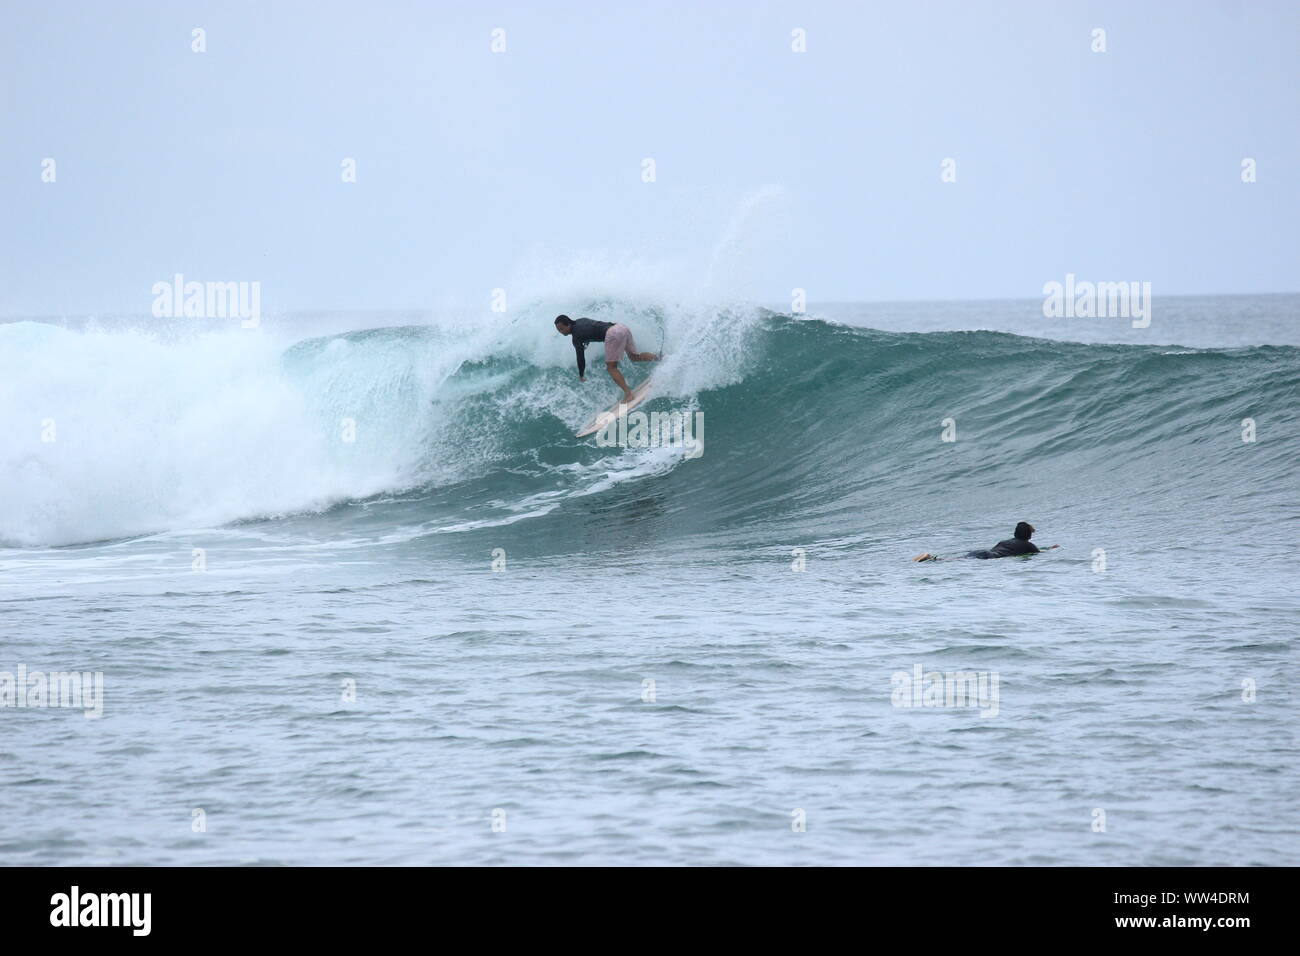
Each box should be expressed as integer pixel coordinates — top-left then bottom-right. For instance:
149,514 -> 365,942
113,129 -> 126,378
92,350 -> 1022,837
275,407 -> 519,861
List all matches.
607,362 -> 635,403
629,351 -> 659,362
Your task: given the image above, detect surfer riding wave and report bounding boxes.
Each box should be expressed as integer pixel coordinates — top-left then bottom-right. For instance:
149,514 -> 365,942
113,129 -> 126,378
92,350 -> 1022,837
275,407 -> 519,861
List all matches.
554,314 -> 659,404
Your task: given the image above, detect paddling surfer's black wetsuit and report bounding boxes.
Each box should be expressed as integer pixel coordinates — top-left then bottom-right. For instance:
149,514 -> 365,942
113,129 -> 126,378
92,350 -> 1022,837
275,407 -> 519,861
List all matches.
966,538 -> 1040,560
568,318 -> 612,378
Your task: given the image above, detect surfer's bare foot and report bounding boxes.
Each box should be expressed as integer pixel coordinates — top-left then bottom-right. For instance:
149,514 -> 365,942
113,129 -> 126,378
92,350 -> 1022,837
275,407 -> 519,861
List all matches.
620,392 -> 635,405
912,553 -> 936,562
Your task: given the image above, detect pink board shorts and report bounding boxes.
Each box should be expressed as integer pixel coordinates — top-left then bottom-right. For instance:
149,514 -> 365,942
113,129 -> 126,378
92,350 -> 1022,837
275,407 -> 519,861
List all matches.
604,323 -> 636,363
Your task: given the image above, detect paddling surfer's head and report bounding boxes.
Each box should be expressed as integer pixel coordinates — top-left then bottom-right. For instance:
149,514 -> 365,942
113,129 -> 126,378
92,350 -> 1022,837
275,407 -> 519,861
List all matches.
1014,522 -> 1035,540
554,315 -> 573,336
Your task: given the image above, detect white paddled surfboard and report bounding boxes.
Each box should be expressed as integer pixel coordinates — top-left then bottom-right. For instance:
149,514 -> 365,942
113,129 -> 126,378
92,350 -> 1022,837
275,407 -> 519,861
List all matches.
575,377 -> 655,438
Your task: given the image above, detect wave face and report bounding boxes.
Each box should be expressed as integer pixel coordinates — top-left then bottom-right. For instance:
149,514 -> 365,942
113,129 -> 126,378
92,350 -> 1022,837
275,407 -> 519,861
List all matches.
2,307 -> 1297,550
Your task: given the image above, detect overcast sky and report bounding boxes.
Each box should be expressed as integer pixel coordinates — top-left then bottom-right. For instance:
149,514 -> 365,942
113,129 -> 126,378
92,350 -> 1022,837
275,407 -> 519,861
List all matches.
3,0 -> 1297,316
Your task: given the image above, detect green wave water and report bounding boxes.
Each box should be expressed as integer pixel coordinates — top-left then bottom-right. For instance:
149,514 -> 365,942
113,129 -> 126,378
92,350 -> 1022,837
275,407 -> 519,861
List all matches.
268,315 -> 1300,563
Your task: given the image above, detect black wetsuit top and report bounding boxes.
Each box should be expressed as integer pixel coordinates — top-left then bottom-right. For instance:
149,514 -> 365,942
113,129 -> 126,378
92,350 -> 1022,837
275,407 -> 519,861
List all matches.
568,318 -> 612,378
967,538 -> 1040,560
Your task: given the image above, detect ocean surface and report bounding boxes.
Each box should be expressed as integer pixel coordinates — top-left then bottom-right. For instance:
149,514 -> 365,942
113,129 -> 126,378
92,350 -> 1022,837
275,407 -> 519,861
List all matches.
2,294 -> 1297,866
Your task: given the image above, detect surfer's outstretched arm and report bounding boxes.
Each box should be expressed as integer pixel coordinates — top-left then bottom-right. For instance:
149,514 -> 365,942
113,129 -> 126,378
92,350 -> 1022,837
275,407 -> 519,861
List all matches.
574,340 -> 587,380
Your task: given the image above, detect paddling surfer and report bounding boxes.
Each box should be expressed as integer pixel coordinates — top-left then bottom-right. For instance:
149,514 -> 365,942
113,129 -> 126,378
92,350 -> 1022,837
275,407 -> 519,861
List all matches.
913,522 -> 1059,562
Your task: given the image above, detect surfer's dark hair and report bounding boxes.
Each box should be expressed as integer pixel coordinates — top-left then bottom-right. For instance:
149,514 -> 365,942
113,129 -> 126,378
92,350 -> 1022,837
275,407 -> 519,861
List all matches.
553,314 -> 572,327
1014,522 -> 1034,540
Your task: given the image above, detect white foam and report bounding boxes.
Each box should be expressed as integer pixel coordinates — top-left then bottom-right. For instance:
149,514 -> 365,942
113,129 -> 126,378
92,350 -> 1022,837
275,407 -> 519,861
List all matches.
2,188 -> 784,546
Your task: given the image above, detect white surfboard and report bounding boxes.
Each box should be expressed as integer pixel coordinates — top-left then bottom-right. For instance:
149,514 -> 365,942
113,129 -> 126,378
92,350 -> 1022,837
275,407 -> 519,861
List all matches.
575,377 -> 655,438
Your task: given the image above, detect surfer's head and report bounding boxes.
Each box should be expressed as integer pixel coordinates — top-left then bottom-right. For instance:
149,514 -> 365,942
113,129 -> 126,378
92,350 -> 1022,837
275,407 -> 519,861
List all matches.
1014,522 -> 1035,540
554,315 -> 573,335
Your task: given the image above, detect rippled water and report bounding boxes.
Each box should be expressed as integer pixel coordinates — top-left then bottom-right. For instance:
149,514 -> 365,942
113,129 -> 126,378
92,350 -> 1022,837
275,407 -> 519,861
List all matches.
2,296 -> 1297,865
